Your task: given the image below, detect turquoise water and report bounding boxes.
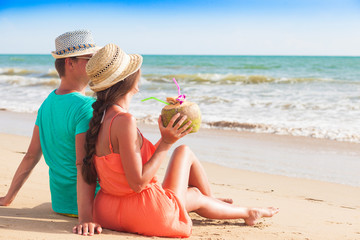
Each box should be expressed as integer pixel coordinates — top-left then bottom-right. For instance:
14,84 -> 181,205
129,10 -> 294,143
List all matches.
0,54 -> 359,142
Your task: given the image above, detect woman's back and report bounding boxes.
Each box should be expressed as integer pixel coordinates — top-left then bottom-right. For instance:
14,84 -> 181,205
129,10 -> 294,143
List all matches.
92,110 -> 192,237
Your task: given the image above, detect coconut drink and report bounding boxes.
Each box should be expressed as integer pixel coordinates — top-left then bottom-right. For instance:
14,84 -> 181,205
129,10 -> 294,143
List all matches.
142,78 -> 201,133
161,96 -> 201,133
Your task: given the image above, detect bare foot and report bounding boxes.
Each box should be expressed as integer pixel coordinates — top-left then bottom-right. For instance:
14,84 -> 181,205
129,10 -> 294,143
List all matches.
244,207 -> 279,226
217,198 -> 234,204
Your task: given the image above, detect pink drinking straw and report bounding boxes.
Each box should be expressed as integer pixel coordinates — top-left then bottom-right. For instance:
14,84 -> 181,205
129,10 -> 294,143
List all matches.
173,78 -> 186,104
173,77 -> 181,96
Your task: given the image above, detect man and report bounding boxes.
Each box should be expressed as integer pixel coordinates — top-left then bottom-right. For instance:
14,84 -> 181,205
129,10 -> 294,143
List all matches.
0,30 -> 102,235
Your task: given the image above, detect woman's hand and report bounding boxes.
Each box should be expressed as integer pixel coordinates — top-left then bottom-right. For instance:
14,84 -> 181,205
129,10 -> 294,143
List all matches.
73,222 -> 102,236
158,113 -> 192,145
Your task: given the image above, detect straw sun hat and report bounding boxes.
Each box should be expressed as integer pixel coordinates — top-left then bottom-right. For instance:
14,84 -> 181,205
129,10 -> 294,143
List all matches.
51,30 -> 100,59
86,43 -> 143,92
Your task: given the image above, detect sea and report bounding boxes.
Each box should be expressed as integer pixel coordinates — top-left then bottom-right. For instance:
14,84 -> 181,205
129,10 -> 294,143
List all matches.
1,54 -> 359,143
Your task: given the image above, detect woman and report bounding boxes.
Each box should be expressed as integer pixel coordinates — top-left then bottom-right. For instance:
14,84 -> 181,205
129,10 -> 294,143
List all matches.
81,43 -> 279,238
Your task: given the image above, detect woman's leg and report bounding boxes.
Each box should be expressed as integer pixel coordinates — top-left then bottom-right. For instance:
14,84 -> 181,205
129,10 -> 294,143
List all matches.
187,148 -> 233,203
162,145 -> 231,203
162,145 -> 278,225
186,187 -> 279,225
162,145 -> 197,203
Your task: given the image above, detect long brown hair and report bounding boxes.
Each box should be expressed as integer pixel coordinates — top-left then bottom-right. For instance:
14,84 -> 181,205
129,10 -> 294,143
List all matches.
82,70 -> 140,184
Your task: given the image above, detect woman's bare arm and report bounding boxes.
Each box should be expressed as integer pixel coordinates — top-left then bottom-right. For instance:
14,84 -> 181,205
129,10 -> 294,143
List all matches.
115,113 -> 192,193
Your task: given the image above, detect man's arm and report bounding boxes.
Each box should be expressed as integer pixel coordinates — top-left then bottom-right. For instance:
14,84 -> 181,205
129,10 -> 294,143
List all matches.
73,132 -> 102,236
0,126 -> 42,206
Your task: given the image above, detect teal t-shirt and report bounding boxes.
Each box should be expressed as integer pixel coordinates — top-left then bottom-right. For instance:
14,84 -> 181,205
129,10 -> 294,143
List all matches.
35,90 -> 99,215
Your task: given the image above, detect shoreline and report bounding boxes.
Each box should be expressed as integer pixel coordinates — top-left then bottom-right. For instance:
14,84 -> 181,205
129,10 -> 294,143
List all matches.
1,110 -> 360,187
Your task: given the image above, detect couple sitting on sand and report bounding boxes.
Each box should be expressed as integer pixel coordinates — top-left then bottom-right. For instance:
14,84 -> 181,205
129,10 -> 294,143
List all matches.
0,30 -> 278,237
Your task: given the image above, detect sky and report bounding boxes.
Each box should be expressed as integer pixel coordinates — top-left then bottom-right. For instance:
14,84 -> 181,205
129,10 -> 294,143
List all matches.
0,0 -> 360,56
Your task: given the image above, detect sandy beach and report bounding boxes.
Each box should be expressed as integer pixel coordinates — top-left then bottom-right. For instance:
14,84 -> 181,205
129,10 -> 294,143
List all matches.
1,111 -> 360,240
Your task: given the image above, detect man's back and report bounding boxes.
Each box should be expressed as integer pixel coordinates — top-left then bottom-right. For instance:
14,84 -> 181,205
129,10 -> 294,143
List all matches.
36,90 -> 94,214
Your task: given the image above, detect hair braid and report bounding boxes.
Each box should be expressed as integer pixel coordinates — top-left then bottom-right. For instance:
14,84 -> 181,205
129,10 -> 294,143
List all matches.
82,99 -> 108,184
81,70 -> 140,185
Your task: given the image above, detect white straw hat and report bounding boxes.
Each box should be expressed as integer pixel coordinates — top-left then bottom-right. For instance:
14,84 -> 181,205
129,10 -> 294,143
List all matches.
86,43 -> 143,92
51,30 -> 100,59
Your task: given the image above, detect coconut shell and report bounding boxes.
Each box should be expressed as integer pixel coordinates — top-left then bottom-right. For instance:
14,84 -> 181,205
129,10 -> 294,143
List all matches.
161,101 -> 201,133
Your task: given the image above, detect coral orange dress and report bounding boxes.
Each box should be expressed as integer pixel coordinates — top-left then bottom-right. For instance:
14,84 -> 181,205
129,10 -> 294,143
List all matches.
93,113 -> 192,238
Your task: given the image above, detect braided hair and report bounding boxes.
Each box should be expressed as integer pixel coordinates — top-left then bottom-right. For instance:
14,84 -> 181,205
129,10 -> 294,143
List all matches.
82,70 -> 140,184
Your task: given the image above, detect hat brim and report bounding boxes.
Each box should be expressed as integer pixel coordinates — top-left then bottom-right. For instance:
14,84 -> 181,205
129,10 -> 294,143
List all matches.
89,54 -> 143,92
51,46 -> 101,59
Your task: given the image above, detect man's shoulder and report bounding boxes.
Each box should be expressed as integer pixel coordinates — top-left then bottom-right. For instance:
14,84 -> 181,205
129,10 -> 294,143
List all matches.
69,92 -> 95,103
65,93 -> 95,109
39,91 -> 94,114
42,91 -> 94,103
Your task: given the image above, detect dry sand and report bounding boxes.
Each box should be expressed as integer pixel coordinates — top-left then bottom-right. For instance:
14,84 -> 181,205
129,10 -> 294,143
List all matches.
0,111 -> 360,240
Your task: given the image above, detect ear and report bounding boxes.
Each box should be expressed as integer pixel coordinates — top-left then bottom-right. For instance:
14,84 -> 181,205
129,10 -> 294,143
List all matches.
65,58 -> 75,69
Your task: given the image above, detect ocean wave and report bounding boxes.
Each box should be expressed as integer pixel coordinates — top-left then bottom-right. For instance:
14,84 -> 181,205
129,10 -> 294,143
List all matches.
0,68 -> 60,87
228,64 -> 281,70
0,68 -> 39,76
0,68 -> 341,86
198,96 -> 232,104
135,115 -> 360,143
0,68 -> 59,78
204,121 -> 261,129
142,73 -> 334,85
9,57 -> 26,62
2,76 -> 60,87
39,70 -> 59,78
202,120 -> 360,143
